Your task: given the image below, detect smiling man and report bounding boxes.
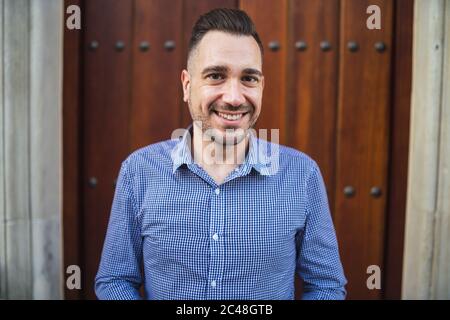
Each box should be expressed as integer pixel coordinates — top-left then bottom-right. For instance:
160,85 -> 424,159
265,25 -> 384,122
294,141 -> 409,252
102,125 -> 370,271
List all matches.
95,8 -> 347,300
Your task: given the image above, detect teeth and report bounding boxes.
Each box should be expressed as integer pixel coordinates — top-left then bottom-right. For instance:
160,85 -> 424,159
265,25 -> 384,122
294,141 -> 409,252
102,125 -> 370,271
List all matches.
217,112 -> 244,121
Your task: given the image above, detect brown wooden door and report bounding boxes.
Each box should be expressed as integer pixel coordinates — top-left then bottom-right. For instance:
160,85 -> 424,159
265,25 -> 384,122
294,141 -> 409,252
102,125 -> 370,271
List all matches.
81,0 -> 134,300
63,0 -> 412,300
334,0 -> 394,299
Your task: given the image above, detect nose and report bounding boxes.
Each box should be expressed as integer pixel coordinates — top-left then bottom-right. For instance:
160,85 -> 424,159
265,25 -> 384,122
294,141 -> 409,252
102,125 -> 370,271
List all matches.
222,79 -> 246,107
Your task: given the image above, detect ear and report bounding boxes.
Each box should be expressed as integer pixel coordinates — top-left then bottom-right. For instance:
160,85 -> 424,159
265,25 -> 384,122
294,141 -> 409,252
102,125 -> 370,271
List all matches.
181,69 -> 190,102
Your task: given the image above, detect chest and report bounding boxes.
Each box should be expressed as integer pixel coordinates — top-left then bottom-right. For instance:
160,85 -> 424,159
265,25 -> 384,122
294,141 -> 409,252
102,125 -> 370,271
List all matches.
138,174 -> 306,266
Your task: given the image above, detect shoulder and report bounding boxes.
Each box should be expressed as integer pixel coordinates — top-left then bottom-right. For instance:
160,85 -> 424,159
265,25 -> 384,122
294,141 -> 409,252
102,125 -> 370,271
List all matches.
279,144 -> 317,167
258,138 -> 319,175
116,139 -> 178,206
120,139 -> 177,175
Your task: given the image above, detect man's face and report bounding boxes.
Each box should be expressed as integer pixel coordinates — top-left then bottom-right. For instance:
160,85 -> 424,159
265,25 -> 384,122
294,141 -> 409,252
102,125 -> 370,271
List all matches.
181,31 -> 264,145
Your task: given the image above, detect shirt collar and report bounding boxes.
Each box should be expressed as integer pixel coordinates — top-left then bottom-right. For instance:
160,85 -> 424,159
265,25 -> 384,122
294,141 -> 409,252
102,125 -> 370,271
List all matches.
171,125 -> 194,173
171,125 -> 278,176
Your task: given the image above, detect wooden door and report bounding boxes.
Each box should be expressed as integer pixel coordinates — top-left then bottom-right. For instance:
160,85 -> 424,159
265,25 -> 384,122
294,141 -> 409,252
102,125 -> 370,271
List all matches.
334,0 -> 394,299
81,0 -> 134,300
63,0 -> 413,300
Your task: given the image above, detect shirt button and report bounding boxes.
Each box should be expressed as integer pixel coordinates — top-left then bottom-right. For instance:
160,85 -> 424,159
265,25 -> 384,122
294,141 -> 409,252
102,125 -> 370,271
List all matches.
212,233 -> 219,241
211,280 -> 217,287
214,188 -> 220,195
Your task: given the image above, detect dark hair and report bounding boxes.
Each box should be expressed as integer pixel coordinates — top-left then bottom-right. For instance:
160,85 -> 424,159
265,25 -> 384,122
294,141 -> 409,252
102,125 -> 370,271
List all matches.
188,8 -> 264,62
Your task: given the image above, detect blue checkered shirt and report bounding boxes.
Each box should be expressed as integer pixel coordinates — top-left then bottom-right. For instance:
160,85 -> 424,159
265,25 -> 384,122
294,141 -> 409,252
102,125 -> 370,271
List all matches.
95,127 -> 347,300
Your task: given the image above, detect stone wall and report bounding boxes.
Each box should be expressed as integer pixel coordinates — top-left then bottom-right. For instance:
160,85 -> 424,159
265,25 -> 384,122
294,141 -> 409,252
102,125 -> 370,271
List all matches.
402,0 -> 450,299
0,0 -> 63,299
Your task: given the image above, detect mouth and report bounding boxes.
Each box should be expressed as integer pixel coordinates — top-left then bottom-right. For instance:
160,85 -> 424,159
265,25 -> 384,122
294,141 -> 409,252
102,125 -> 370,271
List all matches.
212,110 -> 250,124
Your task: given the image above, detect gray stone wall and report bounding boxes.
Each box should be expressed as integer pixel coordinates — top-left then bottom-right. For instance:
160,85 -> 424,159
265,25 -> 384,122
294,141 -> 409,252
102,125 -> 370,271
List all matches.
402,0 -> 450,300
0,0 -> 63,299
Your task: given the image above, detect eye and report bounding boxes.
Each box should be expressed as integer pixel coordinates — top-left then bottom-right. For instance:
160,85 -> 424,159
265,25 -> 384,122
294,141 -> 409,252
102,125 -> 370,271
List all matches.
242,75 -> 259,83
206,73 -> 224,81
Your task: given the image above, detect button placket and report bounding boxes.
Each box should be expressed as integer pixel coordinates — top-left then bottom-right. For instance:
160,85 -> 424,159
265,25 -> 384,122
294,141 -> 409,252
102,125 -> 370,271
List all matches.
207,186 -> 224,298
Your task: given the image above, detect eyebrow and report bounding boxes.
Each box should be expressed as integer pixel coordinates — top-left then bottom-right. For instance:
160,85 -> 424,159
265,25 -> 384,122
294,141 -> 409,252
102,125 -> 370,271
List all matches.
242,68 -> 263,77
201,65 -> 228,77
201,65 -> 263,77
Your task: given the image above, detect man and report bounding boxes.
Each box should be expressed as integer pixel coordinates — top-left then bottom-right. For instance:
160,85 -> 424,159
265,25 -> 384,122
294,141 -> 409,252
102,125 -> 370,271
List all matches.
95,8 -> 346,300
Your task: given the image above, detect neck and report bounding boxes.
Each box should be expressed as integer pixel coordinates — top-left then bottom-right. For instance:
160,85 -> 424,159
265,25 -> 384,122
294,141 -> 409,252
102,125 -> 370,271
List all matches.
192,123 -> 249,169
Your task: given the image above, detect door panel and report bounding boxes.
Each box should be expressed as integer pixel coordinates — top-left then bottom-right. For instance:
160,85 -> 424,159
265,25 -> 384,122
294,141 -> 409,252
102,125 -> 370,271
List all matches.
334,0 -> 394,299
287,0 -> 340,299
82,0 -> 134,299
130,0 -> 183,150
288,0 -> 340,211
384,0 -> 413,299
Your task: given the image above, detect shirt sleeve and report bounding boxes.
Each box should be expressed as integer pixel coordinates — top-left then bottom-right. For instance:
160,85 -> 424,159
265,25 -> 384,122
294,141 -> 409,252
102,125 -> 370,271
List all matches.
296,162 -> 347,300
95,159 -> 144,300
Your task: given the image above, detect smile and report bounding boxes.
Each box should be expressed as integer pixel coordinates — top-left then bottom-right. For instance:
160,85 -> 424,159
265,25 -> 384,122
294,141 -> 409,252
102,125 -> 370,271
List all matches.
214,111 -> 248,121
